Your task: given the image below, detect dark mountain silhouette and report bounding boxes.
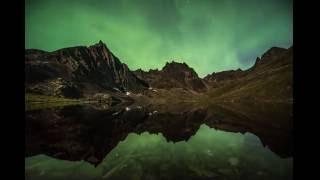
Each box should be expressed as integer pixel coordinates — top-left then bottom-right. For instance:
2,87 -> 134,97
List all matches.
25,41 -> 292,102
133,61 -> 207,92
25,41 -> 148,98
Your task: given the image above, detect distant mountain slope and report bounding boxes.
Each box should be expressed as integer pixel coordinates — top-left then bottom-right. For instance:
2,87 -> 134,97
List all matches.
133,61 -> 207,92
202,46 -> 293,101
25,41 -> 148,98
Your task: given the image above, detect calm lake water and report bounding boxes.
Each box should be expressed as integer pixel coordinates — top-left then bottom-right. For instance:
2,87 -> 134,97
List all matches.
25,102 -> 292,180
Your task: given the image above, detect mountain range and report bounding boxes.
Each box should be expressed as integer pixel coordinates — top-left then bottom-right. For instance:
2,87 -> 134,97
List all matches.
25,41 -> 293,102
25,40 -> 293,166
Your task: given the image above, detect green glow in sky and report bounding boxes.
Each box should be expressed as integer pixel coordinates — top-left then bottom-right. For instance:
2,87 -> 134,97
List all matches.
26,0 -> 292,77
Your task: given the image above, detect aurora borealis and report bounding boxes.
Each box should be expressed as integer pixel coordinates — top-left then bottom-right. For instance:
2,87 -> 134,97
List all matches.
26,0 -> 292,77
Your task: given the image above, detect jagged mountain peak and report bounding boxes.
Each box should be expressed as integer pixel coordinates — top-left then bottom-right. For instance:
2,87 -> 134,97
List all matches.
98,40 -> 104,44
25,41 -> 149,97
261,47 -> 287,59
162,61 -> 198,77
90,40 -> 108,49
251,46 -> 291,69
133,60 -> 206,91
163,61 -> 189,69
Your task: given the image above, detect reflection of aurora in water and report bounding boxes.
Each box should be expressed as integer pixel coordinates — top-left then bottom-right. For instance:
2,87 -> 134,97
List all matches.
25,124 -> 292,180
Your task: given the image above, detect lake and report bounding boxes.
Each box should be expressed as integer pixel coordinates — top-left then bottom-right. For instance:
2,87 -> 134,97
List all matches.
25,101 -> 292,180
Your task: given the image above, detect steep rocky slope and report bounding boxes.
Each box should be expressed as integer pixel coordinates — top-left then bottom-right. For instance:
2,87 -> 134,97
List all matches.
25,41 -> 148,98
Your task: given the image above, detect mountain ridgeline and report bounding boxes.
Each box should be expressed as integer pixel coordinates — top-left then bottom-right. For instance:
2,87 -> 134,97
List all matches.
203,46 -> 293,101
133,61 -> 207,92
26,41 -> 148,98
25,41 -> 292,101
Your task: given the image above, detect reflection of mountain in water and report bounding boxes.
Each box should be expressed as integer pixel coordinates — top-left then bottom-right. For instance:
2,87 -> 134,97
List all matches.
25,124 -> 292,180
25,101 -> 292,166
25,40 -> 293,180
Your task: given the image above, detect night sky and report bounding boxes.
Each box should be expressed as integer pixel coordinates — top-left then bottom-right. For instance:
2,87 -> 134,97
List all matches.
26,0 -> 292,77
